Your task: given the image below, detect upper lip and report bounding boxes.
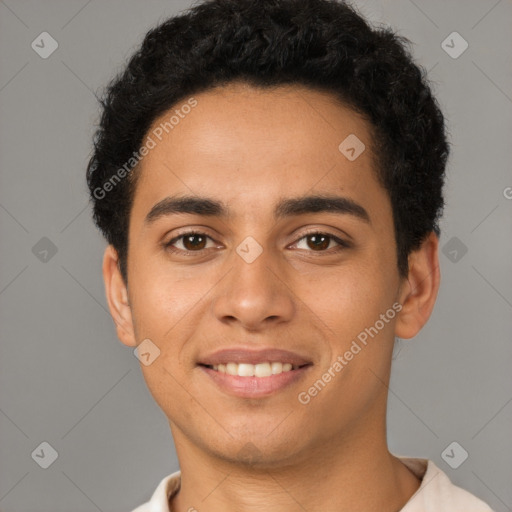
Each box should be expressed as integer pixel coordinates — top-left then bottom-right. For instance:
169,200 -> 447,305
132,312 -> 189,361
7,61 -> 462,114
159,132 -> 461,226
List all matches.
198,348 -> 312,366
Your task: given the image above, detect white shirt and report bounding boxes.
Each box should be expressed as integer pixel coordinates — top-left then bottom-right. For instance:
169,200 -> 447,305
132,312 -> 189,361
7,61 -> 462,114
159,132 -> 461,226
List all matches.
132,457 -> 494,512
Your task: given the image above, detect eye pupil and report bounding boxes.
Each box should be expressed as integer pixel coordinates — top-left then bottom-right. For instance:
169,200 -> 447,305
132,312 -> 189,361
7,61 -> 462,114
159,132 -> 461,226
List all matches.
183,234 -> 206,250
307,234 -> 330,251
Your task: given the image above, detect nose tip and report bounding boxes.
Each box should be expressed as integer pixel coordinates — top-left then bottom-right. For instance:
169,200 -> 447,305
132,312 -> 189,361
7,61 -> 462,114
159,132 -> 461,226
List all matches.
210,248 -> 295,331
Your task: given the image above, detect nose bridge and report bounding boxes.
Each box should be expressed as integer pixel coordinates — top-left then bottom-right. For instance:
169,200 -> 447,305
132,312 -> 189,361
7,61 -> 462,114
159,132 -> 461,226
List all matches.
211,236 -> 295,330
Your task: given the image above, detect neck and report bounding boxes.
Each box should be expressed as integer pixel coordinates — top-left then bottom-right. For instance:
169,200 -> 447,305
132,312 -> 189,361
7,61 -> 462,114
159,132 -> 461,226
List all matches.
169,419 -> 420,512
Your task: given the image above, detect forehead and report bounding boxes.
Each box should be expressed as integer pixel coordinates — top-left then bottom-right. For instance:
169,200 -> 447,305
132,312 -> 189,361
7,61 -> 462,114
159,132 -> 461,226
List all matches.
132,82 -> 387,223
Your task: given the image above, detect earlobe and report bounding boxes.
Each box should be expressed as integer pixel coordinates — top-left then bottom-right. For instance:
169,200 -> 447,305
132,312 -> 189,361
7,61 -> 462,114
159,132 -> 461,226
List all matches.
102,245 -> 137,347
395,232 -> 441,340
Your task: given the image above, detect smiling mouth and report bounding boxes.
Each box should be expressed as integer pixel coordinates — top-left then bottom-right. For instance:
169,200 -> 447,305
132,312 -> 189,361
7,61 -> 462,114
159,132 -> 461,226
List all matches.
199,361 -> 310,377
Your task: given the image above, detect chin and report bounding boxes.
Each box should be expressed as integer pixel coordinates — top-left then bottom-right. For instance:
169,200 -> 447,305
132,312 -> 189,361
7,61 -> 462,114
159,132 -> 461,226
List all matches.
206,431 -> 308,470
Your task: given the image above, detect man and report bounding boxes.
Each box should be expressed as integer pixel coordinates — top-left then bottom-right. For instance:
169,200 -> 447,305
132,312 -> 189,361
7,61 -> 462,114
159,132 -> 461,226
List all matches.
87,0 -> 494,510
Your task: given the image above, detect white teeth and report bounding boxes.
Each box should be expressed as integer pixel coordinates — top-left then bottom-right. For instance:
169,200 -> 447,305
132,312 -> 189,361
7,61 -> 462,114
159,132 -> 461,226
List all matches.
226,362 -> 238,376
271,362 -> 282,374
254,362 -> 272,377
238,363 -> 255,377
210,361 -> 298,376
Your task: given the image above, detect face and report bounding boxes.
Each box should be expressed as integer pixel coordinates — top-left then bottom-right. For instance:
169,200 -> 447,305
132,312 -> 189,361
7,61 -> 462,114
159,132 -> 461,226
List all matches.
111,83 -> 416,467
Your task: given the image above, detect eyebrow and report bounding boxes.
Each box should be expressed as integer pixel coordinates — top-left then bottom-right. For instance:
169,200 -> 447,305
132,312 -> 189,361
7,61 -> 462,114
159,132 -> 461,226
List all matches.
144,194 -> 371,225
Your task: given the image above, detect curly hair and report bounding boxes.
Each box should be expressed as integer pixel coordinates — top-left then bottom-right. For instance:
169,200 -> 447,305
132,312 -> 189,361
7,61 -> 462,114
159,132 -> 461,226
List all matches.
86,0 -> 449,281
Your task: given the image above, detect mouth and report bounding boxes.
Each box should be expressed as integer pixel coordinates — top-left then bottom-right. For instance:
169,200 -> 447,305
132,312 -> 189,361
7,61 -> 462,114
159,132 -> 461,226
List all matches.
197,348 -> 313,398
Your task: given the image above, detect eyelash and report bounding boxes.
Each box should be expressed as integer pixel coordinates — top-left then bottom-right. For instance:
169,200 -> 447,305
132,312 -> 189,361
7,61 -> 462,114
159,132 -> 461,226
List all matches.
164,229 -> 350,256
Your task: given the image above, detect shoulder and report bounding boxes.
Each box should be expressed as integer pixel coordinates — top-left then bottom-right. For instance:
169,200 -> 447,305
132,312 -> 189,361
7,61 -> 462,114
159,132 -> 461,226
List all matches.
398,457 -> 494,512
131,470 -> 181,512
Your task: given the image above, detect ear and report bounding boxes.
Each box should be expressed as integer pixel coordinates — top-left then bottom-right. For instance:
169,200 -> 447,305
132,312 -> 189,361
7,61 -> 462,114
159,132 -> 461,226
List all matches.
395,231 -> 441,340
102,245 -> 137,347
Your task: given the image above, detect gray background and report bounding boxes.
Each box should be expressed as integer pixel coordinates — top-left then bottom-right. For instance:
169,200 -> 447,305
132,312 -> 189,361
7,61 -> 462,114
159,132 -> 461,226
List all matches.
0,0 -> 511,511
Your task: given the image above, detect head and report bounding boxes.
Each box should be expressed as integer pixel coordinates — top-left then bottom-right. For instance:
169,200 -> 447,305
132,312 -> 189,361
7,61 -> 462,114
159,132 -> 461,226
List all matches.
88,0 -> 448,467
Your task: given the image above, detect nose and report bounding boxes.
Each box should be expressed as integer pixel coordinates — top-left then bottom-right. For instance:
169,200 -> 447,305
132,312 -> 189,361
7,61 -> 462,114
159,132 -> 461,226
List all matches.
210,244 -> 295,332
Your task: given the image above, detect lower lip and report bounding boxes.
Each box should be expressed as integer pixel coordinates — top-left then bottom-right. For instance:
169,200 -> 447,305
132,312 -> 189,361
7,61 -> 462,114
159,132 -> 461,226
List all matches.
199,365 -> 312,398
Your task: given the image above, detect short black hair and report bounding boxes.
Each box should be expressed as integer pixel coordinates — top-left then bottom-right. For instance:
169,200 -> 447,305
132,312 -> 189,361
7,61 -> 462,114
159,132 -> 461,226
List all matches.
87,0 -> 449,281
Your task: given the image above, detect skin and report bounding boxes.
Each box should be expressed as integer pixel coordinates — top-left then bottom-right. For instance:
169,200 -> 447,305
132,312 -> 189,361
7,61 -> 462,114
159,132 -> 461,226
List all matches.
103,82 -> 440,511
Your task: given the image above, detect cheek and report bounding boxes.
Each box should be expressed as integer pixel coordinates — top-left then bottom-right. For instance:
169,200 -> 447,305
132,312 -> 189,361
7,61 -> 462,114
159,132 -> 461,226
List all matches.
309,263 -> 392,324
128,266 -> 202,341
299,268 -> 398,415
306,257 -> 399,371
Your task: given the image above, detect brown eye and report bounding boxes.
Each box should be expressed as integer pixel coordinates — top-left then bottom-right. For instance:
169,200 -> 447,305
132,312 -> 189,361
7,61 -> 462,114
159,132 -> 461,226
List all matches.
306,234 -> 331,251
182,234 -> 207,250
166,232 -> 215,253
293,232 -> 349,253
